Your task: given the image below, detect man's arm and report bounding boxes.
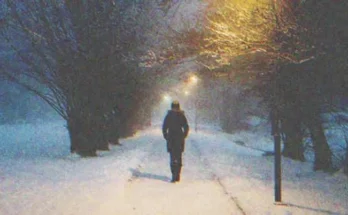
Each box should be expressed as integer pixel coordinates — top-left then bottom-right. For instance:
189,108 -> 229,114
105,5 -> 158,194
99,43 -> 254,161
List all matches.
182,114 -> 189,138
162,114 -> 169,140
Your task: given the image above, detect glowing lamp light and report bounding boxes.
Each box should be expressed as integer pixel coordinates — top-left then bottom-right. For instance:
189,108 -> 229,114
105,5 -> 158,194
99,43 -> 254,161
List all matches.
190,75 -> 198,85
163,94 -> 171,101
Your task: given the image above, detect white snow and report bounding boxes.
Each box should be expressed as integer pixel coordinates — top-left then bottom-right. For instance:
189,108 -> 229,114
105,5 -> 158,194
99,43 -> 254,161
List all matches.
0,121 -> 347,214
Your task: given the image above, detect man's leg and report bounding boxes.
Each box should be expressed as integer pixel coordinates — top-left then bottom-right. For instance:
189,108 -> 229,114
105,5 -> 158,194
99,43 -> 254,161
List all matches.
175,152 -> 182,181
170,150 -> 182,182
169,152 -> 176,182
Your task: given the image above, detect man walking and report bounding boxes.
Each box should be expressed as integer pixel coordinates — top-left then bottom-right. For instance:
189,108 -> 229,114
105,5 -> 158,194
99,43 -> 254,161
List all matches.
162,100 -> 189,183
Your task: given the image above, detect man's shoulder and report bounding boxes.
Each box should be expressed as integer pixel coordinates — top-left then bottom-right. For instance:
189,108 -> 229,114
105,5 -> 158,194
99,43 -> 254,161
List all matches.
168,110 -> 185,115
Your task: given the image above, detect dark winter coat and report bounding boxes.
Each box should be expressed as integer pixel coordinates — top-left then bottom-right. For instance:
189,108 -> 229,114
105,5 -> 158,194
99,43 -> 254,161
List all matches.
162,109 -> 189,153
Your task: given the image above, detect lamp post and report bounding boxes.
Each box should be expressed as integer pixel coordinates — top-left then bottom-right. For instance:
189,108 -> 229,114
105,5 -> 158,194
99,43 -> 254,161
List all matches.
194,99 -> 198,132
271,106 -> 282,203
188,75 -> 199,132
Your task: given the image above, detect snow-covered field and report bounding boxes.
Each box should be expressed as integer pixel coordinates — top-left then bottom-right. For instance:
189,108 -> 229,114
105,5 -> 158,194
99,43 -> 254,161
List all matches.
0,121 -> 347,214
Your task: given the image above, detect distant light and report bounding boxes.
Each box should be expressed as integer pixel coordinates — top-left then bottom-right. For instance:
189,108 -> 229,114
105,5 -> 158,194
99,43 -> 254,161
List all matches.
184,91 -> 190,96
190,75 -> 198,85
163,94 -> 171,101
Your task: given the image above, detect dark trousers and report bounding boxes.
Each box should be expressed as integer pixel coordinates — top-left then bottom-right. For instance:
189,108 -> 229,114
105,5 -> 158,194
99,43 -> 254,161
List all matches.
170,150 -> 182,167
169,150 -> 182,181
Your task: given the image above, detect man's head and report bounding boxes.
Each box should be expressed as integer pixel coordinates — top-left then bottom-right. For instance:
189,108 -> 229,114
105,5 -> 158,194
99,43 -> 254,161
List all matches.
171,100 -> 180,110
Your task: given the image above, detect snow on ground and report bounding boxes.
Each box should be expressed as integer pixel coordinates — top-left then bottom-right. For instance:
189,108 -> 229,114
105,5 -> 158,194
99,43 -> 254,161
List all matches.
0,121 -> 348,214
191,131 -> 348,214
0,122 -> 153,215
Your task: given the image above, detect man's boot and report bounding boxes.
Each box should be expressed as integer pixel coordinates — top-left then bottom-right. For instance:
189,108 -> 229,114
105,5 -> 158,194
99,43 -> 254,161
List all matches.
175,166 -> 181,182
170,165 -> 176,183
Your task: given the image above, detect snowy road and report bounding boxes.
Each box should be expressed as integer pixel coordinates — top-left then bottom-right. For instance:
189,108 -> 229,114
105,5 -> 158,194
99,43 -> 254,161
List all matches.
1,123 -> 348,215
115,135 -> 245,215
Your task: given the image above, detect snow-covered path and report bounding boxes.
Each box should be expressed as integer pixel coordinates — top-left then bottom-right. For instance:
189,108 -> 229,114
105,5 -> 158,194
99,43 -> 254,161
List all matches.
1,123 -> 348,215
116,133 -> 244,215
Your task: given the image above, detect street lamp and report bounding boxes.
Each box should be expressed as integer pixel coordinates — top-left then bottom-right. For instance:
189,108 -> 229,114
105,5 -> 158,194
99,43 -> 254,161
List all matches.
163,94 -> 171,102
189,75 -> 198,85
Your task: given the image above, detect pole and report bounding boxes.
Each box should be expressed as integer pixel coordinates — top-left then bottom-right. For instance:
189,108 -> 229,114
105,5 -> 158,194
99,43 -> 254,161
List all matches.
274,133 -> 281,202
194,100 -> 198,132
271,107 -> 282,203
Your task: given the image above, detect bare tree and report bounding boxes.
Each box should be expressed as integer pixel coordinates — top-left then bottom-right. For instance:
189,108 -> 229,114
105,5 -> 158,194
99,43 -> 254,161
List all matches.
0,0 -> 178,156
185,0 -> 348,171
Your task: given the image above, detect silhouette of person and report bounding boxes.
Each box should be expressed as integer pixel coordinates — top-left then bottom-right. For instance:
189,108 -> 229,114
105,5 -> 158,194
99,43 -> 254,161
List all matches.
162,100 -> 189,183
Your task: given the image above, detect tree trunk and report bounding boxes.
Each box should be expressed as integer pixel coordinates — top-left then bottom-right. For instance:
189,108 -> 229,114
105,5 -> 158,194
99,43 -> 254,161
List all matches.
345,142 -> 348,175
281,115 -> 305,161
93,116 -> 109,151
342,129 -> 348,175
108,113 -> 121,145
95,127 -> 109,151
67,119 -> 77,154
307,116 -> 332,171
119,116 -> 133,138
220,88 -> 233,132
277,94 -> 305,161
67,114 -> 97,157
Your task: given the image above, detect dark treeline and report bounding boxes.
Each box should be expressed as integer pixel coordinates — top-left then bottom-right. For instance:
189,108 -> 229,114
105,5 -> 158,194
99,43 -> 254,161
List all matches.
268,0 -> 348,173
185,0 -> 348,174
0,0 -> 173,156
